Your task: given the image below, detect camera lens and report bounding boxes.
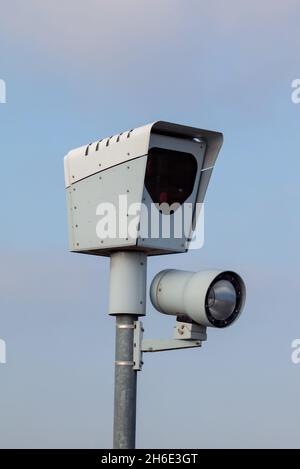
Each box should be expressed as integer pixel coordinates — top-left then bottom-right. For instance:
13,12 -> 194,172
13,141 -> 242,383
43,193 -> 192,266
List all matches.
207,280 -> 236,321
205,272 -> 243,328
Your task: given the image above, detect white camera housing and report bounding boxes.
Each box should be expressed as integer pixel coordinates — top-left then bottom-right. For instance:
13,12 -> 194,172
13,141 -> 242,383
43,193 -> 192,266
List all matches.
64,121 -> 223,256
150,269 -> 246,328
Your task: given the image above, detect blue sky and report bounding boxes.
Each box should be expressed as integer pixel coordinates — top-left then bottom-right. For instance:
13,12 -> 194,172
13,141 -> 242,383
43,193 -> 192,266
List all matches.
0,0 -> 300,448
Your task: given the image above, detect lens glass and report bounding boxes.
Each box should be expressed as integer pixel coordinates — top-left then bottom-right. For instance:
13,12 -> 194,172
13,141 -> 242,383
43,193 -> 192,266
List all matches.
207,280 -> 237,321
145,147 -> 198,208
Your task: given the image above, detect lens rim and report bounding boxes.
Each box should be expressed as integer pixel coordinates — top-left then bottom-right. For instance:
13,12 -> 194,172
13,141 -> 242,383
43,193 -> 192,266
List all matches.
205,271 -> 243,328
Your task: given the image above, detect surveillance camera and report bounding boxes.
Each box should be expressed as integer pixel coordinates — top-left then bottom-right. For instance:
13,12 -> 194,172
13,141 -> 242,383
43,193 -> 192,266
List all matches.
64,121 -> 223,256
150,269 -> 246,328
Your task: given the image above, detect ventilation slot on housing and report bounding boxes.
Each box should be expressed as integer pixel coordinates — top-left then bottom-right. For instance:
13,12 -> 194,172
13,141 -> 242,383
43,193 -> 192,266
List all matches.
116,132 -> 123,143
85,143 -> 92,156
95,139 -> 103,151
106,136 -> 113,147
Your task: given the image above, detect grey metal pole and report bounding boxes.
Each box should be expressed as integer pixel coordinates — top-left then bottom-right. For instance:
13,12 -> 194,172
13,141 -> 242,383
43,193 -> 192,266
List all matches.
109,251 -> 147,449
113,314 -> 138,449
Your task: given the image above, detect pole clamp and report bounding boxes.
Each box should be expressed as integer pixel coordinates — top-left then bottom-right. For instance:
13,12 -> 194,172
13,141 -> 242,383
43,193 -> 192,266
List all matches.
115,360 -> 135,366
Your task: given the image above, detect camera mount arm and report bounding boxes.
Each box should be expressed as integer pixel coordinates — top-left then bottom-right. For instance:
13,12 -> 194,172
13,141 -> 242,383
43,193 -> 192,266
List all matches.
133,320 -> 207,371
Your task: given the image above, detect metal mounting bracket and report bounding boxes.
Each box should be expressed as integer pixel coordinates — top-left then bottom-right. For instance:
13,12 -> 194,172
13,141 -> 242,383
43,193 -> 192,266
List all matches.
133,320 -> 207,371
133,320 -> 144,371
